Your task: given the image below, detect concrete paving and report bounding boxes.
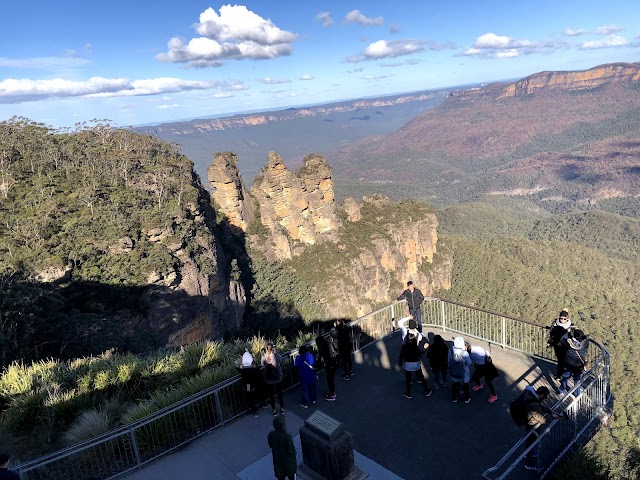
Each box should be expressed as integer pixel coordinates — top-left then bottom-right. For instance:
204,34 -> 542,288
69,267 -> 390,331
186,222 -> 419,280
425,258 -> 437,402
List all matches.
123,328 -> 559,480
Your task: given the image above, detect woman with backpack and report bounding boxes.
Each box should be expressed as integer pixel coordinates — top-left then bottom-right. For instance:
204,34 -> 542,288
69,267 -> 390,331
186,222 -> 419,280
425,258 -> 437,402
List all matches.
398,333 -> 432,399
448,337 -> 472,403
261,343 -> 285,416
559,329 -> 589,396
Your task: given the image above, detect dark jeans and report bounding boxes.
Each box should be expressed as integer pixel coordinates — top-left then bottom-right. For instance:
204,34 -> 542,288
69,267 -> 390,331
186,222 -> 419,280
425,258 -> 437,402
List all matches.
405,369 -> 431,396
553,345 -> 566,377
326,364 -> 337,394
452,381 -> 470,401
267,382 -> 284,410
341,351 -> 353,376
432,367 -> 447,385
525,424 -> 541,465
410,308 -> 423,333
472,364 -> 496,396
560,366 -> 584,396
244,387 -> 259,414
300,381 -> 317,405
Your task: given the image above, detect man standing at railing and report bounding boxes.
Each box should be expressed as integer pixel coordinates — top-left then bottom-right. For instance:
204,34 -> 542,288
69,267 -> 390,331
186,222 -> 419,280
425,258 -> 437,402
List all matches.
396,281 -> 425,333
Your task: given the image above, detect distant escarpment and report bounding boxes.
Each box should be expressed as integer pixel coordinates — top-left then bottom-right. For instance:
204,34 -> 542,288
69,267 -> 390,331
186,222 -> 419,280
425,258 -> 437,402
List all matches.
0,119 -> 243,366
208,152 -> 451,318
331,61 -> 640,211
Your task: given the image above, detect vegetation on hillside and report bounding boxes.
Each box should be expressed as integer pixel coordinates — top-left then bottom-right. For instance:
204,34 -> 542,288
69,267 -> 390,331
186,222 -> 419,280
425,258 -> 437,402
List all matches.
436,202 -> 640,478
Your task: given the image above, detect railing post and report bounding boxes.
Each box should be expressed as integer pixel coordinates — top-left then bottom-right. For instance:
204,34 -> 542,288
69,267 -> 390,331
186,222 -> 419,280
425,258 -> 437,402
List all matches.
441,300 -> 446,331
214,390 -> 225,426
129,427 -> 142,468
501,317 -> 506,348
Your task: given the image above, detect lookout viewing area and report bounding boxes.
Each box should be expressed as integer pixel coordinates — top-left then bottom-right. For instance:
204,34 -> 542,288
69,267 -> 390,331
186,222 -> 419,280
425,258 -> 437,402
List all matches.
16,299 -> 612,480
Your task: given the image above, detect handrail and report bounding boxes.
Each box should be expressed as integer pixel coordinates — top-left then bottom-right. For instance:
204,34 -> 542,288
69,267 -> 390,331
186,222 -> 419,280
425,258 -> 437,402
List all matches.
14,298 -> 611,480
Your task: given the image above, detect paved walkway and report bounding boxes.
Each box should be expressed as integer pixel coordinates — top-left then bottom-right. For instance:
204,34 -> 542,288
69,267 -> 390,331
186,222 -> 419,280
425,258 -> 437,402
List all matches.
124,329 -> 559,480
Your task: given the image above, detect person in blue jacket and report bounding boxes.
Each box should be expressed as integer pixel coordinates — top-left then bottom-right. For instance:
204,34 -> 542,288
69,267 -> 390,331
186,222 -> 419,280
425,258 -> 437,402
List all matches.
294,344 -> 318,408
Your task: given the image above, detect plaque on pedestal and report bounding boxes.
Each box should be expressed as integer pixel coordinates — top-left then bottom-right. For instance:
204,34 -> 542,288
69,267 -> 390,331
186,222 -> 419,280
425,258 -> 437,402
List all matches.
298,411 -> 368,480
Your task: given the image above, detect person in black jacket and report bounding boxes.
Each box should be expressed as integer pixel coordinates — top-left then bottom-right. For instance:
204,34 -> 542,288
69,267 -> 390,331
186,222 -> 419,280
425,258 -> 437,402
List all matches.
396,281 -> 425,333
316,335 -> 338,401
333,319 -> 353,380
426,334 -> 448,389
547,309 -> 573,378
235,351 -> 263,417
398,333 -> 432,399
559,329 -> 589,396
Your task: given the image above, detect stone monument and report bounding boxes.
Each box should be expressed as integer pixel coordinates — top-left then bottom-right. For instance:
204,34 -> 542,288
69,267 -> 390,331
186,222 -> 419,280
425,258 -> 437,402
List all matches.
298,410 -> 368,480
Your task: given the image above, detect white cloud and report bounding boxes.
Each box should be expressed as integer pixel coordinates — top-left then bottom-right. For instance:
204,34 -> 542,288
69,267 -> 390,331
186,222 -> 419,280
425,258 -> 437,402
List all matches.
595,25 -> 624,35
213,92 -> 234,98
158,5 -> 297,68
299,74 -> 314,80
581,34 -> 630,49
348,39 -> 432,62
380,59 -> 420,67
315,11 -> 333,28
461,32 -> 561,58
345,10 -> 383,26
0,77 -> 217,104
0,56 -> 89,69
157,104 -> 179,109
220,82 -> 249,91
475,33 -> 511,48
564,28 -> 586,37
361,74 -> 393,80
260,77 -> 291,84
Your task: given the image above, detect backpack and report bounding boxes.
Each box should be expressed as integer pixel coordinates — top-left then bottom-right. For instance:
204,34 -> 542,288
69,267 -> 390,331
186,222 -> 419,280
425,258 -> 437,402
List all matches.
449,346 -> 465,378
509,392 -> 530,426
329,335 -> 340,359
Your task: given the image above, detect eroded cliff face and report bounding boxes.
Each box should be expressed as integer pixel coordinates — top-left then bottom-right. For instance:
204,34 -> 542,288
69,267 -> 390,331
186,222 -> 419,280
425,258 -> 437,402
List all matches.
208,152 -> 255,232
207,152 -> 451,320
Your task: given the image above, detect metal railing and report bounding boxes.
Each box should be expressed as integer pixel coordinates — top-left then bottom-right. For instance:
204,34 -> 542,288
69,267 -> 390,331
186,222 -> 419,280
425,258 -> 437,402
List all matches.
15,298 -> 610,480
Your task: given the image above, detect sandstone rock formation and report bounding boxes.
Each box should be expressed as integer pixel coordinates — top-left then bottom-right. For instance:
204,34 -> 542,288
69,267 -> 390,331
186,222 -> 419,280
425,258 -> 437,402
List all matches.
208,152 -> 255,232
341,198 -> 361,222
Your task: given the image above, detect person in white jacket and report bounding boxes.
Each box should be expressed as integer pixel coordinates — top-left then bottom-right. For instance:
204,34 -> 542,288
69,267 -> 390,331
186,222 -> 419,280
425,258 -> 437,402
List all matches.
448,337 -> 473,403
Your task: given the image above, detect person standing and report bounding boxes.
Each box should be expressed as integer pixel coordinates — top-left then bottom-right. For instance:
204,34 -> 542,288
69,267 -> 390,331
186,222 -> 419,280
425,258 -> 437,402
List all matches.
448,337 -> 472,403
559,329 -> 589,396
399,333 -> 433,398
0,453 -> 19,480
294,345 -> 318,408
262,343 -> 285,416
236,351 -> 262,417
316,335 -> 338,401
547,309 -> 573,379
268,416 -> 297,480
396,281 -> 425,333
426,334 -> 448,389
333,319 -> 353,380
468,344 -> 500,403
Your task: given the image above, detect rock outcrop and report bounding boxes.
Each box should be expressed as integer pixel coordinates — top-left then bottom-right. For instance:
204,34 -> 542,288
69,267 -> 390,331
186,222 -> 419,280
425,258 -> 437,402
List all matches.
208,152 -> 255,232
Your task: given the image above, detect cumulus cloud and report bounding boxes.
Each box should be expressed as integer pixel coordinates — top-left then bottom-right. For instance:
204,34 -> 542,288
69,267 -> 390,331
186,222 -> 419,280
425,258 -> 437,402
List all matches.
315,11 -> 333,28
157,5 -> 297,68
461,32 -> 561,58
581,34 -> 630,49
345,10 -> 383,26
299,74 -> 314,80
259,77 -> 291,84
157,104 -> 179,109
0,77 -> 217,104
595,25 -> 624,35
347,38 -> 452,62
564,28 -> 586,37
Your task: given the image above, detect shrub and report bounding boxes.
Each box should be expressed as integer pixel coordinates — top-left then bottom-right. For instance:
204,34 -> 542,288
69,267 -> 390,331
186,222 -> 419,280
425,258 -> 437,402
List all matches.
63,409 -> 113,447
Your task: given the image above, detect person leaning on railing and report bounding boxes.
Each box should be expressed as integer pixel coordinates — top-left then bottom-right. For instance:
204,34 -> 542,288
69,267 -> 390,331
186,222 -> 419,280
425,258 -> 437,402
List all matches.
546,308 -> 573,379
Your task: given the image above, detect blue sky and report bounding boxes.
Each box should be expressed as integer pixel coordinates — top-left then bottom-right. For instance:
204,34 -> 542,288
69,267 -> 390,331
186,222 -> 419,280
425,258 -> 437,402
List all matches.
1,1 -> 638,128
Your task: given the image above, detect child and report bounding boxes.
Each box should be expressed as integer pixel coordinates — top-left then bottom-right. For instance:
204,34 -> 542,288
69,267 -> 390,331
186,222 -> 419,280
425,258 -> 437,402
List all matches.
294,345 -> 318,408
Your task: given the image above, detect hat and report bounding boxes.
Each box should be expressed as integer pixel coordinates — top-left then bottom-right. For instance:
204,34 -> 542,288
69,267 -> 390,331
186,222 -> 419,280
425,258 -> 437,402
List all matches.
573,329 -> 587,341
242,352 -> 253,367
408,319 -> 417,330
0,453 -> 9,464
559,309 -> 569,319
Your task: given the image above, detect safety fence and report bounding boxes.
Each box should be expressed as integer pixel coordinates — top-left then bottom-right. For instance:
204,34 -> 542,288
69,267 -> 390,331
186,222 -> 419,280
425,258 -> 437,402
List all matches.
15,298 -> 610,480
